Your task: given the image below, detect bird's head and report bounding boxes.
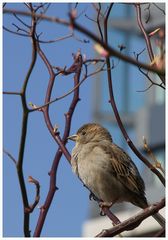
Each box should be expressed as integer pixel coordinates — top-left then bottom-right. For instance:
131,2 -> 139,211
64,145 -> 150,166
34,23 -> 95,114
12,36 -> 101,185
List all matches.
67,123 -> 112,144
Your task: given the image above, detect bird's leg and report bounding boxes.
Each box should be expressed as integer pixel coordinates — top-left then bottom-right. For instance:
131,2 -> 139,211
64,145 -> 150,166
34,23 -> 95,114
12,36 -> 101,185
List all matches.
99,201 -> 113,216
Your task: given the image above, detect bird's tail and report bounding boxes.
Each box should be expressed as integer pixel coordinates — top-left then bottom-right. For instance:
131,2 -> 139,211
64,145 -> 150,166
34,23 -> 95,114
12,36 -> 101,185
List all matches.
152,212 -> 165,228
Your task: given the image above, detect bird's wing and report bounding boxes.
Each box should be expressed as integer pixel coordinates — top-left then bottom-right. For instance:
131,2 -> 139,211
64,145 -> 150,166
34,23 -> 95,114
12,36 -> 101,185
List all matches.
94,143 -> 145,196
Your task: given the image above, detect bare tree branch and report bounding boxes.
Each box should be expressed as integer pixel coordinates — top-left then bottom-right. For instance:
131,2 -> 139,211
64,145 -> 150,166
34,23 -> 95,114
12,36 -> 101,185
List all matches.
33,45 -> 82,237
96,198 -> 165,237
3,148 -> 17,165
3,3 -> 165,237
143,137 -> 165,175
135,3 -> 165,85
29,62 -> 106,112
15,5 -> 38,236
27,176 -> 40,213
3,91 -> 21,95
3,8 -> 165,75
133,49 -> 165,90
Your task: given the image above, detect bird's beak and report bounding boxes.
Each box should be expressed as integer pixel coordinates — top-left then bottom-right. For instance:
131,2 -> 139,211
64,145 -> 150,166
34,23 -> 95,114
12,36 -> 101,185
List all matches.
67,134 -> 78,142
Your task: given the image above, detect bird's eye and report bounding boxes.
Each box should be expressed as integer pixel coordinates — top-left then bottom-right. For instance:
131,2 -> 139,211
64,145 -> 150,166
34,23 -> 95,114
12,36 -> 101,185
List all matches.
82,131 -> 86,135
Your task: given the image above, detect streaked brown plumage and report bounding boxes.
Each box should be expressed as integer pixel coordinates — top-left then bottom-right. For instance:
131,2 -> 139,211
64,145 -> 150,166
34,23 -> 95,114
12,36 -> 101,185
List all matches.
68,123 -> 164,226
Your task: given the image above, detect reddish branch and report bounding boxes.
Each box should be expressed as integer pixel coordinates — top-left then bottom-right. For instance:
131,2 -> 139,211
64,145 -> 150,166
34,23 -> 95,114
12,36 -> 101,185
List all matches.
4,4 -> 121,232
107,76 -> 165,186
134,49 -> 165,90
27,176 -> 40,213
3,8 -> 165,76
33,44 -> 82,236
96,198 -> 165,237
29,60 -> 106,112
135,3 -> 165,85
101,206 -> 121,225
95,3 -> 122,227
34,41 -> 122,232
135,4 -> 154,61
15,5 -> 38,237
3,3 -> 165,237
101,3 -> 165,233
96,3 -> 104,40
85,4 -> 165,187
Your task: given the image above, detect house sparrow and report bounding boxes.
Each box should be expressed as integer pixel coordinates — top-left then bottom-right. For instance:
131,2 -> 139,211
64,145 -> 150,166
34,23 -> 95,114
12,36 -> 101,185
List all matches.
68,123 -> 164,226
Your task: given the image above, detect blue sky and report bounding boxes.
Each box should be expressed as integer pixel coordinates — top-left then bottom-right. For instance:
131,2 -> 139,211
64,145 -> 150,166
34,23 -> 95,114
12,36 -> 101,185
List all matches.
3,2 -> 165,237
3,3 -> 96,237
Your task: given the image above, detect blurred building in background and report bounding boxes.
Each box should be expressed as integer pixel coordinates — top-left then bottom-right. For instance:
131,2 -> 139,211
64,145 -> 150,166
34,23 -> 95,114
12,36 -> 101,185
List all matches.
82,3 -> 165,237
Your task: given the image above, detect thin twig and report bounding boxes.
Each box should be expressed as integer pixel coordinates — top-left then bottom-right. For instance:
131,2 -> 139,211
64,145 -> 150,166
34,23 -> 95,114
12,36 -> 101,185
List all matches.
70,15 -> 164,76
28,176 -> 40,213
3,8 -> 165,75
135,4 -> 154,62
33,46 -> 82,237
135,3 -> 165,85
3,91 -> 21,95
101,3 -> 123,227
144,3 -> 151,24
3,148 -> 17,165
85,14 -> 97,23
96,3 -> 104,41
92,3 -> 104,17
12,23 -> 29,34
143,137 -> 165,175
29,62 -> 106,112
153,3 -> 165,15
37,33 -> 73,44
139,69 -> 165,90
134,50 -> 165,90
103,2 -> 165,187
3,25 -> 30,37
3,8 -> 70,26
136,83 -> 153,93
16,6 -> 38,236
13,13 -> 30,28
